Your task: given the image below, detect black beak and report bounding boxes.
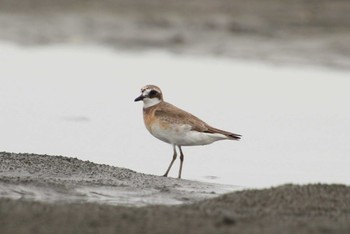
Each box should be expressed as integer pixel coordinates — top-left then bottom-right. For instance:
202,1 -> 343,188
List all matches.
134,95 -> 144,102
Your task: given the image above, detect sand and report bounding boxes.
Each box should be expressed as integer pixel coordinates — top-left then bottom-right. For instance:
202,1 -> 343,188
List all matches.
0,152 -> 237,206
1,152 -> 350,234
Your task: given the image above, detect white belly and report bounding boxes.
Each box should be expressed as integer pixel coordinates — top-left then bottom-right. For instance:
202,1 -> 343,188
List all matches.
148,123 -> 228,146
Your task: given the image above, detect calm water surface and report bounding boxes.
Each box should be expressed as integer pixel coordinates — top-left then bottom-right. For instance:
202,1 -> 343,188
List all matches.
1,42 -> 350,188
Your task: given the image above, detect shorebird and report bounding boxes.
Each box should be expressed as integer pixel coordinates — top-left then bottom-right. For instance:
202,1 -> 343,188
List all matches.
134,85 -> 241,179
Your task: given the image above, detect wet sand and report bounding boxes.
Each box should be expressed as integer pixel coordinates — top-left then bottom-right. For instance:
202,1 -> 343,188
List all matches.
0,0 -> 350,68
1,152 -> 350,234
0,152 -> 236,206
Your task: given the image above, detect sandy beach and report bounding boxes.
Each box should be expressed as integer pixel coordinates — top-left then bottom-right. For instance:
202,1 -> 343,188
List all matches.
1,152 -> 350,234
0,152 -> 236,206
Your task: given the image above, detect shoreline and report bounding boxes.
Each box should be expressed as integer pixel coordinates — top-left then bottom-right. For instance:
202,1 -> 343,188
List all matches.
1,152 -> 350,233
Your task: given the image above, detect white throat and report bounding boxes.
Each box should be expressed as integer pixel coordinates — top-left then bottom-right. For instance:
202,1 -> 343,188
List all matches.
143,97 -> 161,108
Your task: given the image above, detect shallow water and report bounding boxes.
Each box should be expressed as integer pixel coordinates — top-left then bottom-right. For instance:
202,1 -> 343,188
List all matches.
1,42 -> 349,188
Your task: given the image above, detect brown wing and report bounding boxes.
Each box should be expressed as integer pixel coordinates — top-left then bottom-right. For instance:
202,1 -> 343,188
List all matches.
154,102 -> 209,132
155,102 -> 241,140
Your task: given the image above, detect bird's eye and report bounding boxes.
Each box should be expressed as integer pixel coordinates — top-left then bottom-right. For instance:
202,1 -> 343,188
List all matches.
149,90 -> 158,96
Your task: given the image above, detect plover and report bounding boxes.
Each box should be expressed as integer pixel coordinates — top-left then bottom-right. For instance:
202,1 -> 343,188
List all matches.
135,85 -> 241,179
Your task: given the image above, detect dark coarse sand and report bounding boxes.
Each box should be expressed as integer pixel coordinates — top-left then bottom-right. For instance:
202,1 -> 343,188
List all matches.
1,152 -> 350,234
1,185 -> 350,234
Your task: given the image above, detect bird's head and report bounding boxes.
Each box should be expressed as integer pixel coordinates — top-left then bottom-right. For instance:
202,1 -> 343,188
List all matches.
134,85 -> 163,108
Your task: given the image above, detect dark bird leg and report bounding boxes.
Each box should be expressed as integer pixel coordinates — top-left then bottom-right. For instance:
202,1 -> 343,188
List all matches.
163,145 -> 177,177
178,146 -> 184,179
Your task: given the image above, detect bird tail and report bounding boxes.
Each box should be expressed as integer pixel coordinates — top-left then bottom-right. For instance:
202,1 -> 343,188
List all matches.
227,132 -> 242,140
206,126 -> 241,141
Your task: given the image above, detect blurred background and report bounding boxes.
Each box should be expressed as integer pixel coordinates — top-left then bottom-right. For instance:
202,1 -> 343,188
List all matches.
0,0 -> 350,187
1,0 -> 350,67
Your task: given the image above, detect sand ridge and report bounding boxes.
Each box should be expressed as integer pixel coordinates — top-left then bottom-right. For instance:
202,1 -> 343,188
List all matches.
0,152 -> 238,206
